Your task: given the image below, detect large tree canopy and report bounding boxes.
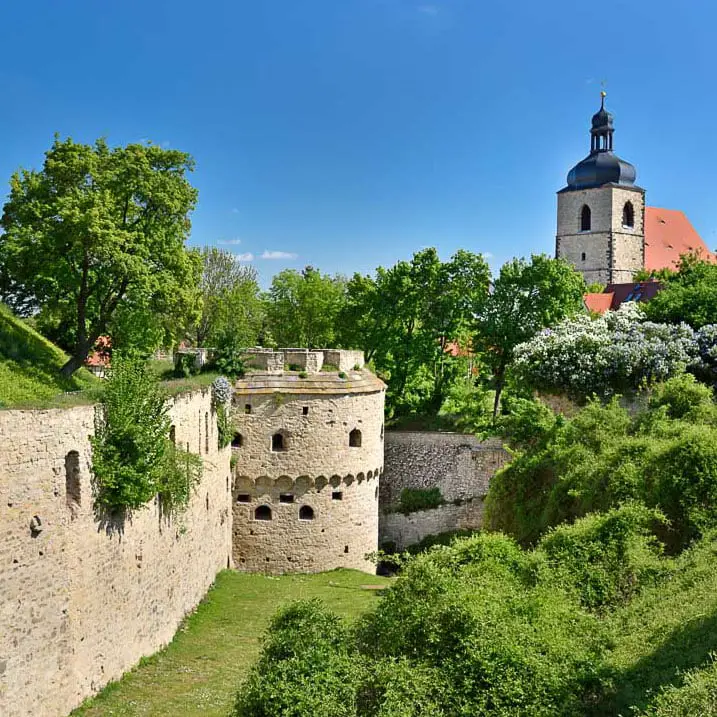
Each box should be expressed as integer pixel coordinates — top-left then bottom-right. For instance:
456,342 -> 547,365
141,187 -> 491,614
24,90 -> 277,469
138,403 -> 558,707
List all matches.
339,248 -> 491,416
474,254 -> 586,417
265,266 -> 346,348
0,136 -> 201,374
643,255 -> 717,329
193,247 -> 264,348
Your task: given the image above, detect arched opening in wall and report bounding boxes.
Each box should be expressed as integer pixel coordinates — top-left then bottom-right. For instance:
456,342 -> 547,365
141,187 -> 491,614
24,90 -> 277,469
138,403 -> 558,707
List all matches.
169,425 -> 176,444
299,505 -> 315,521
580,205 -> 591,232
623,201 -> 635,228
349,429 -> 362,447
272,432 -> 287,452
205,412 -> 209,454
65,451 -> 81,511
254,505 -> 272,521
232,432 -> 244,448
581,252 -> 586,261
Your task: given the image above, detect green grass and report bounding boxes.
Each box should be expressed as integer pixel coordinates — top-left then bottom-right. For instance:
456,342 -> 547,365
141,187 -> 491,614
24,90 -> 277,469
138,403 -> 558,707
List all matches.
71,569 -> 391,717
0,303 -> 100,408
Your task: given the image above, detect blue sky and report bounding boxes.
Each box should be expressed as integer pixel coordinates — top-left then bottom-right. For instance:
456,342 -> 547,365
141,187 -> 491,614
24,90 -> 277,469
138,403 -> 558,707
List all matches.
1,0 -> 716,285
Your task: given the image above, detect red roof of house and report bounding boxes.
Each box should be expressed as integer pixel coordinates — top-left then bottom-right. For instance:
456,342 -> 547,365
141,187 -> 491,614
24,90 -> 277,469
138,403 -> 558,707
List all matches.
584,293 -> 615,314
644,207 -> 716,271
584,281 -> 662,315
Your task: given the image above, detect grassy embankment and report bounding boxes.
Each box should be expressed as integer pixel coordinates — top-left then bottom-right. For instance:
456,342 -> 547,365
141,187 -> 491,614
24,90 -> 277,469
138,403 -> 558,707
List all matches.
0,304 -> 220,409
71,569 -> 390,717
0,303 -> 100,408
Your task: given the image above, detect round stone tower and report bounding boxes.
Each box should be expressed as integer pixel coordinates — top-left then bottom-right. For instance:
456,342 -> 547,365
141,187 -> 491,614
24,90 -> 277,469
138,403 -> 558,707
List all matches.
229,348 -> 385,574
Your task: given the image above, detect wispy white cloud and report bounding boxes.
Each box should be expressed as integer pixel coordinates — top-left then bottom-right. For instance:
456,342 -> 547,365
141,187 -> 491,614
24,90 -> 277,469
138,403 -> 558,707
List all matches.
261,250 -> 298,260
217,238 -> 242,245
234,252 -> 255,262
417,4 -> 439,15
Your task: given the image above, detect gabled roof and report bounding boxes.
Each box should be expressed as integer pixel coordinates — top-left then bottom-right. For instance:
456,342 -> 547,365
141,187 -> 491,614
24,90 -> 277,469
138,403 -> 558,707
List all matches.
584,293 -> 614,314
583,281 -> 662,315
644,207 -> 716,271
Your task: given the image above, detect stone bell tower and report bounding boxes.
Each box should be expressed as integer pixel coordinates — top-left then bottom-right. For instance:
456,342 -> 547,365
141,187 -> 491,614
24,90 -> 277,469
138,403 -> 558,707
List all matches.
556,92 -> 645,285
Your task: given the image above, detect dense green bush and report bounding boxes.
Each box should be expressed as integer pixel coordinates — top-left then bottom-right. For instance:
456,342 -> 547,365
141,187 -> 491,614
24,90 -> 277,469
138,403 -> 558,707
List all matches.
387,487 -> 445,514
91,355 -> 202,514
235,534 -> 608,717
487,379 -> 717,549
537,504 -> 668,611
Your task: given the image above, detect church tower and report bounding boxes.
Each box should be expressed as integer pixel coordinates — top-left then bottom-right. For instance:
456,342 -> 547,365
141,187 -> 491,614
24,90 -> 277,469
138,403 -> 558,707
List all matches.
556,93 -> 645,285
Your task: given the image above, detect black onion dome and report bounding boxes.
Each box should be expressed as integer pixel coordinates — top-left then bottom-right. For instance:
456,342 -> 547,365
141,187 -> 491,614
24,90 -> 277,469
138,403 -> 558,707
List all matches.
564,93 -> 637,190
566,152 -> 636,190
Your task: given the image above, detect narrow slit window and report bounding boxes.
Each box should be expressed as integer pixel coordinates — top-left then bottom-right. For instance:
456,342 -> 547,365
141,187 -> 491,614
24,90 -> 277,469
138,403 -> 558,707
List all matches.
302,406 -> 309,416
65,451 -> 81,509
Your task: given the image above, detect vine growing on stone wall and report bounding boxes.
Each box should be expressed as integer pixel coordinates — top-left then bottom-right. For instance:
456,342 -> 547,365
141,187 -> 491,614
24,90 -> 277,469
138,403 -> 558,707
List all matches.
91,355 -> 202,515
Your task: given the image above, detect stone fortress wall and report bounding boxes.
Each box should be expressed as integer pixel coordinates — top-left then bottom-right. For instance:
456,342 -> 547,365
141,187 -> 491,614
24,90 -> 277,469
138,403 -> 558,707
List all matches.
379,431 -> 510,551
230,348 -> 385,574
0,390 -> 232,717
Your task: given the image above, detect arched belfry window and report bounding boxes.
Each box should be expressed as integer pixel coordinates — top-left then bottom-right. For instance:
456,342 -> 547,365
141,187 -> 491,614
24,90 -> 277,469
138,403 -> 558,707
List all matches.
580,205 -> 591,232
623,201 -> 634,228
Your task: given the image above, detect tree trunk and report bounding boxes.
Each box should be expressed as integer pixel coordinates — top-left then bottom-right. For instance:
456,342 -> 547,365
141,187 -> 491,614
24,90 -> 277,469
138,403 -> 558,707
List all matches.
492,359 -> 507,421
60,347 -> 89,377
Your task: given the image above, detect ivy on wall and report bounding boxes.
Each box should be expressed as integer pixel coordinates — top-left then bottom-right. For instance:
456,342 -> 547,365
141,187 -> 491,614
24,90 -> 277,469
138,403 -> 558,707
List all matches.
91,355 -> 202,515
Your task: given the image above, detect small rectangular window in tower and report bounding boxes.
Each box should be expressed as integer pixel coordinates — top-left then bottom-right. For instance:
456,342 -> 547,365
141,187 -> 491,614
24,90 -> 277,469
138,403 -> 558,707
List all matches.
279,493 -> 295,504
236,494 -> 251,503
302,406 -> 309,416
581,252 -> 586,261
332,491 -> 343,501
245,404 -> 252,414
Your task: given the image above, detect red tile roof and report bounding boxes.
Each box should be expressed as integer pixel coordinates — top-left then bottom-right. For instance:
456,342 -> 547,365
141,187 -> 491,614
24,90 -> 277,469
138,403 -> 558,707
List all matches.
583,281 -> 662,315
584,293 -> 614,314
644,207 -> 716,272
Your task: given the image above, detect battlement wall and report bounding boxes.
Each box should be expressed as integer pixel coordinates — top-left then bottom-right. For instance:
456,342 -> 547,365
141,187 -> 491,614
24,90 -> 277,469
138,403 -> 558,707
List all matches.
0,390 -> 232,717
242,348 -> 365,374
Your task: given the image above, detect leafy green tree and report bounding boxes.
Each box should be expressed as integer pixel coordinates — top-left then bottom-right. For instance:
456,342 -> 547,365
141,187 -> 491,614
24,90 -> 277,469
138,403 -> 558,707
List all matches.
265,266 -> 346,348
643,255 -> 717,329
0,136 -> 201,375
340,248 -> 490,417
193,247 -> 264,348
474,255 -> 586,418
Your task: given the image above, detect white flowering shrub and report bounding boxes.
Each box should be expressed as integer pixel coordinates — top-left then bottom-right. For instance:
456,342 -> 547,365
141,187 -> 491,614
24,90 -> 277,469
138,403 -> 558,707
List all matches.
211,376 -> 232,406
513,304 -> 698,399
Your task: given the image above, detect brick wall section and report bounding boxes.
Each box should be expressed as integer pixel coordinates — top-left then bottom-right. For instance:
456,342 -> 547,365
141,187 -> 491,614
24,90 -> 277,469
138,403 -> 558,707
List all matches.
0,390 -> 232,717
230,388 -> 384,574
379,432 -> 509,549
